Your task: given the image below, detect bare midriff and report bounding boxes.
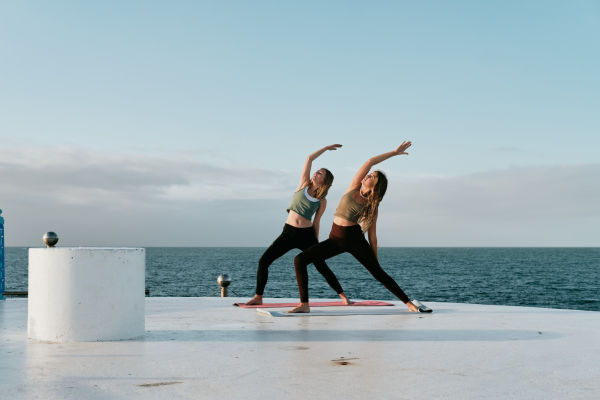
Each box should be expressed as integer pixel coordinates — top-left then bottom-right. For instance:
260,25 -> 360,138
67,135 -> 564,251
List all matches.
333,216 -> 359,227
286,210 -> 313,228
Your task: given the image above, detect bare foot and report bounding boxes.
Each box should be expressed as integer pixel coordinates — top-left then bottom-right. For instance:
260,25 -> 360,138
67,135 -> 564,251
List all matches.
245,295 -> 263,306
287,303 -> 310,313
407,301 -> 419,313
339,293 -> 353,305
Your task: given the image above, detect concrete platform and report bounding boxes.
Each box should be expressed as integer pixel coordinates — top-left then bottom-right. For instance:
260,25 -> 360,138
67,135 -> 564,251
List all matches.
1,297 -> 599,399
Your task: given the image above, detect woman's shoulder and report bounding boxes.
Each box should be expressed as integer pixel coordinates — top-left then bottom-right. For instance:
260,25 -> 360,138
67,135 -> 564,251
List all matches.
295,180 -> 311,192
343,187 -> 359,196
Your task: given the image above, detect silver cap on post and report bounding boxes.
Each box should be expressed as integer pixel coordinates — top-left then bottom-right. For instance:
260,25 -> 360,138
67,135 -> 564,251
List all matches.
217,274 -> 231,288
42,232 -> 59,248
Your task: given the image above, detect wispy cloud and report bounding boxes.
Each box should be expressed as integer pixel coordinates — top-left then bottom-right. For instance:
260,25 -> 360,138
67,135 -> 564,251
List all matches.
0,145 -> 294,207
390,164 -> 600,219
379,164 -> 600,246
2,145 -> 598,246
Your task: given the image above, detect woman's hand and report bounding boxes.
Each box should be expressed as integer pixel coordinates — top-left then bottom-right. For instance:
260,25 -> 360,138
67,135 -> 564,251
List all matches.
300,144 -> 342,190
325,144 -> 342,151
347,142 -> 412,191
307,144 -> 342,161
394,141 -> 412,155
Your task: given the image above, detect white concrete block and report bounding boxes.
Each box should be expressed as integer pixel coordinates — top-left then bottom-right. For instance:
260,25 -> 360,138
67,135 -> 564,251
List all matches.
27,247 -> 145,342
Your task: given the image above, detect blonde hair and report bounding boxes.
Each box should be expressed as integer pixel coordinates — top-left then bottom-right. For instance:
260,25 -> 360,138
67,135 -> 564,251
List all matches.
308,168 -> 334,200
358,170 -> 388,232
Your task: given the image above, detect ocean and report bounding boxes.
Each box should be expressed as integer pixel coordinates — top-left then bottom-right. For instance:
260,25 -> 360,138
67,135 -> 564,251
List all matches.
3,247 -> 600,311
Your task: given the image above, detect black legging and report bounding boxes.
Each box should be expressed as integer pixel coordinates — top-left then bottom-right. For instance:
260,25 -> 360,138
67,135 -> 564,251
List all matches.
255,224 -> 344,296
294,223 -> 410,303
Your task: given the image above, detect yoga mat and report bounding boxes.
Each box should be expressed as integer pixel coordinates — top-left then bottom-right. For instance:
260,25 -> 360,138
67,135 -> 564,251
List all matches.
257,308 -> 411,317
234,300 -> 394,308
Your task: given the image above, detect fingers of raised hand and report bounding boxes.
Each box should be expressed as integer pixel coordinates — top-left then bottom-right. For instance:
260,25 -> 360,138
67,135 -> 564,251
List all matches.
396,141 -> 412,154
328,144 -> 343,150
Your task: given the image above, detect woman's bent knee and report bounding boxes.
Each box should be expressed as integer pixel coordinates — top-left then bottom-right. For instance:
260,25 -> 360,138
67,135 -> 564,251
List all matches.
294,253 -> 309,268
258,255 -> 271,269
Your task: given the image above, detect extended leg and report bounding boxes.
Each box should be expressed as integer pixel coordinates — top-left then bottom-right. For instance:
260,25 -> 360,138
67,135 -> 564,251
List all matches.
348,238 -> 411,304
247,228 -> 295,305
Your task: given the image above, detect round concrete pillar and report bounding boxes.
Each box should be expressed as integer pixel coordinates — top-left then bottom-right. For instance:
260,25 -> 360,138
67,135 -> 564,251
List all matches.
28,247 -> 145,342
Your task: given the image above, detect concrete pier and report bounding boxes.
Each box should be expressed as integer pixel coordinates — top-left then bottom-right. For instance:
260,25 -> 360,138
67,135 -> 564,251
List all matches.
1,297 -> 599,399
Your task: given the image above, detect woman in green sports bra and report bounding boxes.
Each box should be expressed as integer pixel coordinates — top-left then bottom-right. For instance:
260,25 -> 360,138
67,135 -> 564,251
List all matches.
244,144 -> 350,306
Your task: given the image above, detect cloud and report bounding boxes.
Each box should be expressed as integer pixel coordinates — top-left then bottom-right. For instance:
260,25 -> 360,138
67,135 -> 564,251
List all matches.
0,145 -> 294,207
0,145 -> 296,246
390,164 -> 600,219
378,164 -> 600,246
1,145 -> 598,246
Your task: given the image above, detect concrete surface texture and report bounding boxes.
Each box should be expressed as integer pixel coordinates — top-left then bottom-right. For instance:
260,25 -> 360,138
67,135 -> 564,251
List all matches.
1,297 -> 599,400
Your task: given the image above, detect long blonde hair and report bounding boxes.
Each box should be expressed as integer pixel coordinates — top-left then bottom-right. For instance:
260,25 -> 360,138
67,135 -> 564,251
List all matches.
358,170 -> 388,232
307,168 -> 334,200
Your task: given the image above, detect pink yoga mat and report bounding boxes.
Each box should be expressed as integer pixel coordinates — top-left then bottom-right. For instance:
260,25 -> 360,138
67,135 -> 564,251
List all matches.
233,300 -> 394,308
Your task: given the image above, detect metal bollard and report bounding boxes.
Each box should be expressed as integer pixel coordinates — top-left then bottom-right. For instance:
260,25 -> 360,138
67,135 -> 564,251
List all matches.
43,232 -> 59,248
217,274 -> 231,297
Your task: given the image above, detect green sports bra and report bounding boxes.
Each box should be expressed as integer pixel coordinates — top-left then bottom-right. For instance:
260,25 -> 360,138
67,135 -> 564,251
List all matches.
287,187 -> 321,220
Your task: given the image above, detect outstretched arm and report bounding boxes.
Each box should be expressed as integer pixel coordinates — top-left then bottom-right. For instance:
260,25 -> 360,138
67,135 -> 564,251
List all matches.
312,199 -> 327,239
367,210 -> 379,258
297,144 -> 342,190
346,141 -> 412,192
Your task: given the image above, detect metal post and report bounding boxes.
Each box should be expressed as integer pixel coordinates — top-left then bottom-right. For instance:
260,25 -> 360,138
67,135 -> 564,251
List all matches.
1,209 -> 5,300
217,274 -> 231,297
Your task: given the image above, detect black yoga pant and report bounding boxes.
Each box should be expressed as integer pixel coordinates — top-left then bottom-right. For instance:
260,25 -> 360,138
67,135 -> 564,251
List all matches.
294,223 -> 410,303
255,224 -> 344,296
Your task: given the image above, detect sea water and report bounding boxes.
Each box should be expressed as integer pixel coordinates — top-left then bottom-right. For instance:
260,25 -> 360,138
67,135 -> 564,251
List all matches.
4,247 -> 599,311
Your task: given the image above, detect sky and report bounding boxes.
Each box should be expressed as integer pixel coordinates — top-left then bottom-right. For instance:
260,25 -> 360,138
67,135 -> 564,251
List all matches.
1,1 -> 599,247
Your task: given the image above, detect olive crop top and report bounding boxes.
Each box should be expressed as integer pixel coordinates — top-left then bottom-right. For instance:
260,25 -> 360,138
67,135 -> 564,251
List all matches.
334,189 -> 365,223
287,187 -> 321,220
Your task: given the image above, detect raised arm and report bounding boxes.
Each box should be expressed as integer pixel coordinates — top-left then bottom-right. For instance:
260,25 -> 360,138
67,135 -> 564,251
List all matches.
346,141 -> 412,191
297,144 -> 342,190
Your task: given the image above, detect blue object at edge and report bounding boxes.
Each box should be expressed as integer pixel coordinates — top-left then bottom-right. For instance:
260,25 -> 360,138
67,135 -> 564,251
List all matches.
1,209 -> 5,300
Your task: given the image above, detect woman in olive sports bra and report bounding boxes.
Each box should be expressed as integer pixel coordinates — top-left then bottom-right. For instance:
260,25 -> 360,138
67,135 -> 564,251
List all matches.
289,141 -> 432,313
244,144 -> 350,306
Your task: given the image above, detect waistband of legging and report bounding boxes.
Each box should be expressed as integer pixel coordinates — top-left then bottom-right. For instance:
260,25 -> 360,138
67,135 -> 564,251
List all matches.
330,222 -> 362,237
284,223 -> 314,231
